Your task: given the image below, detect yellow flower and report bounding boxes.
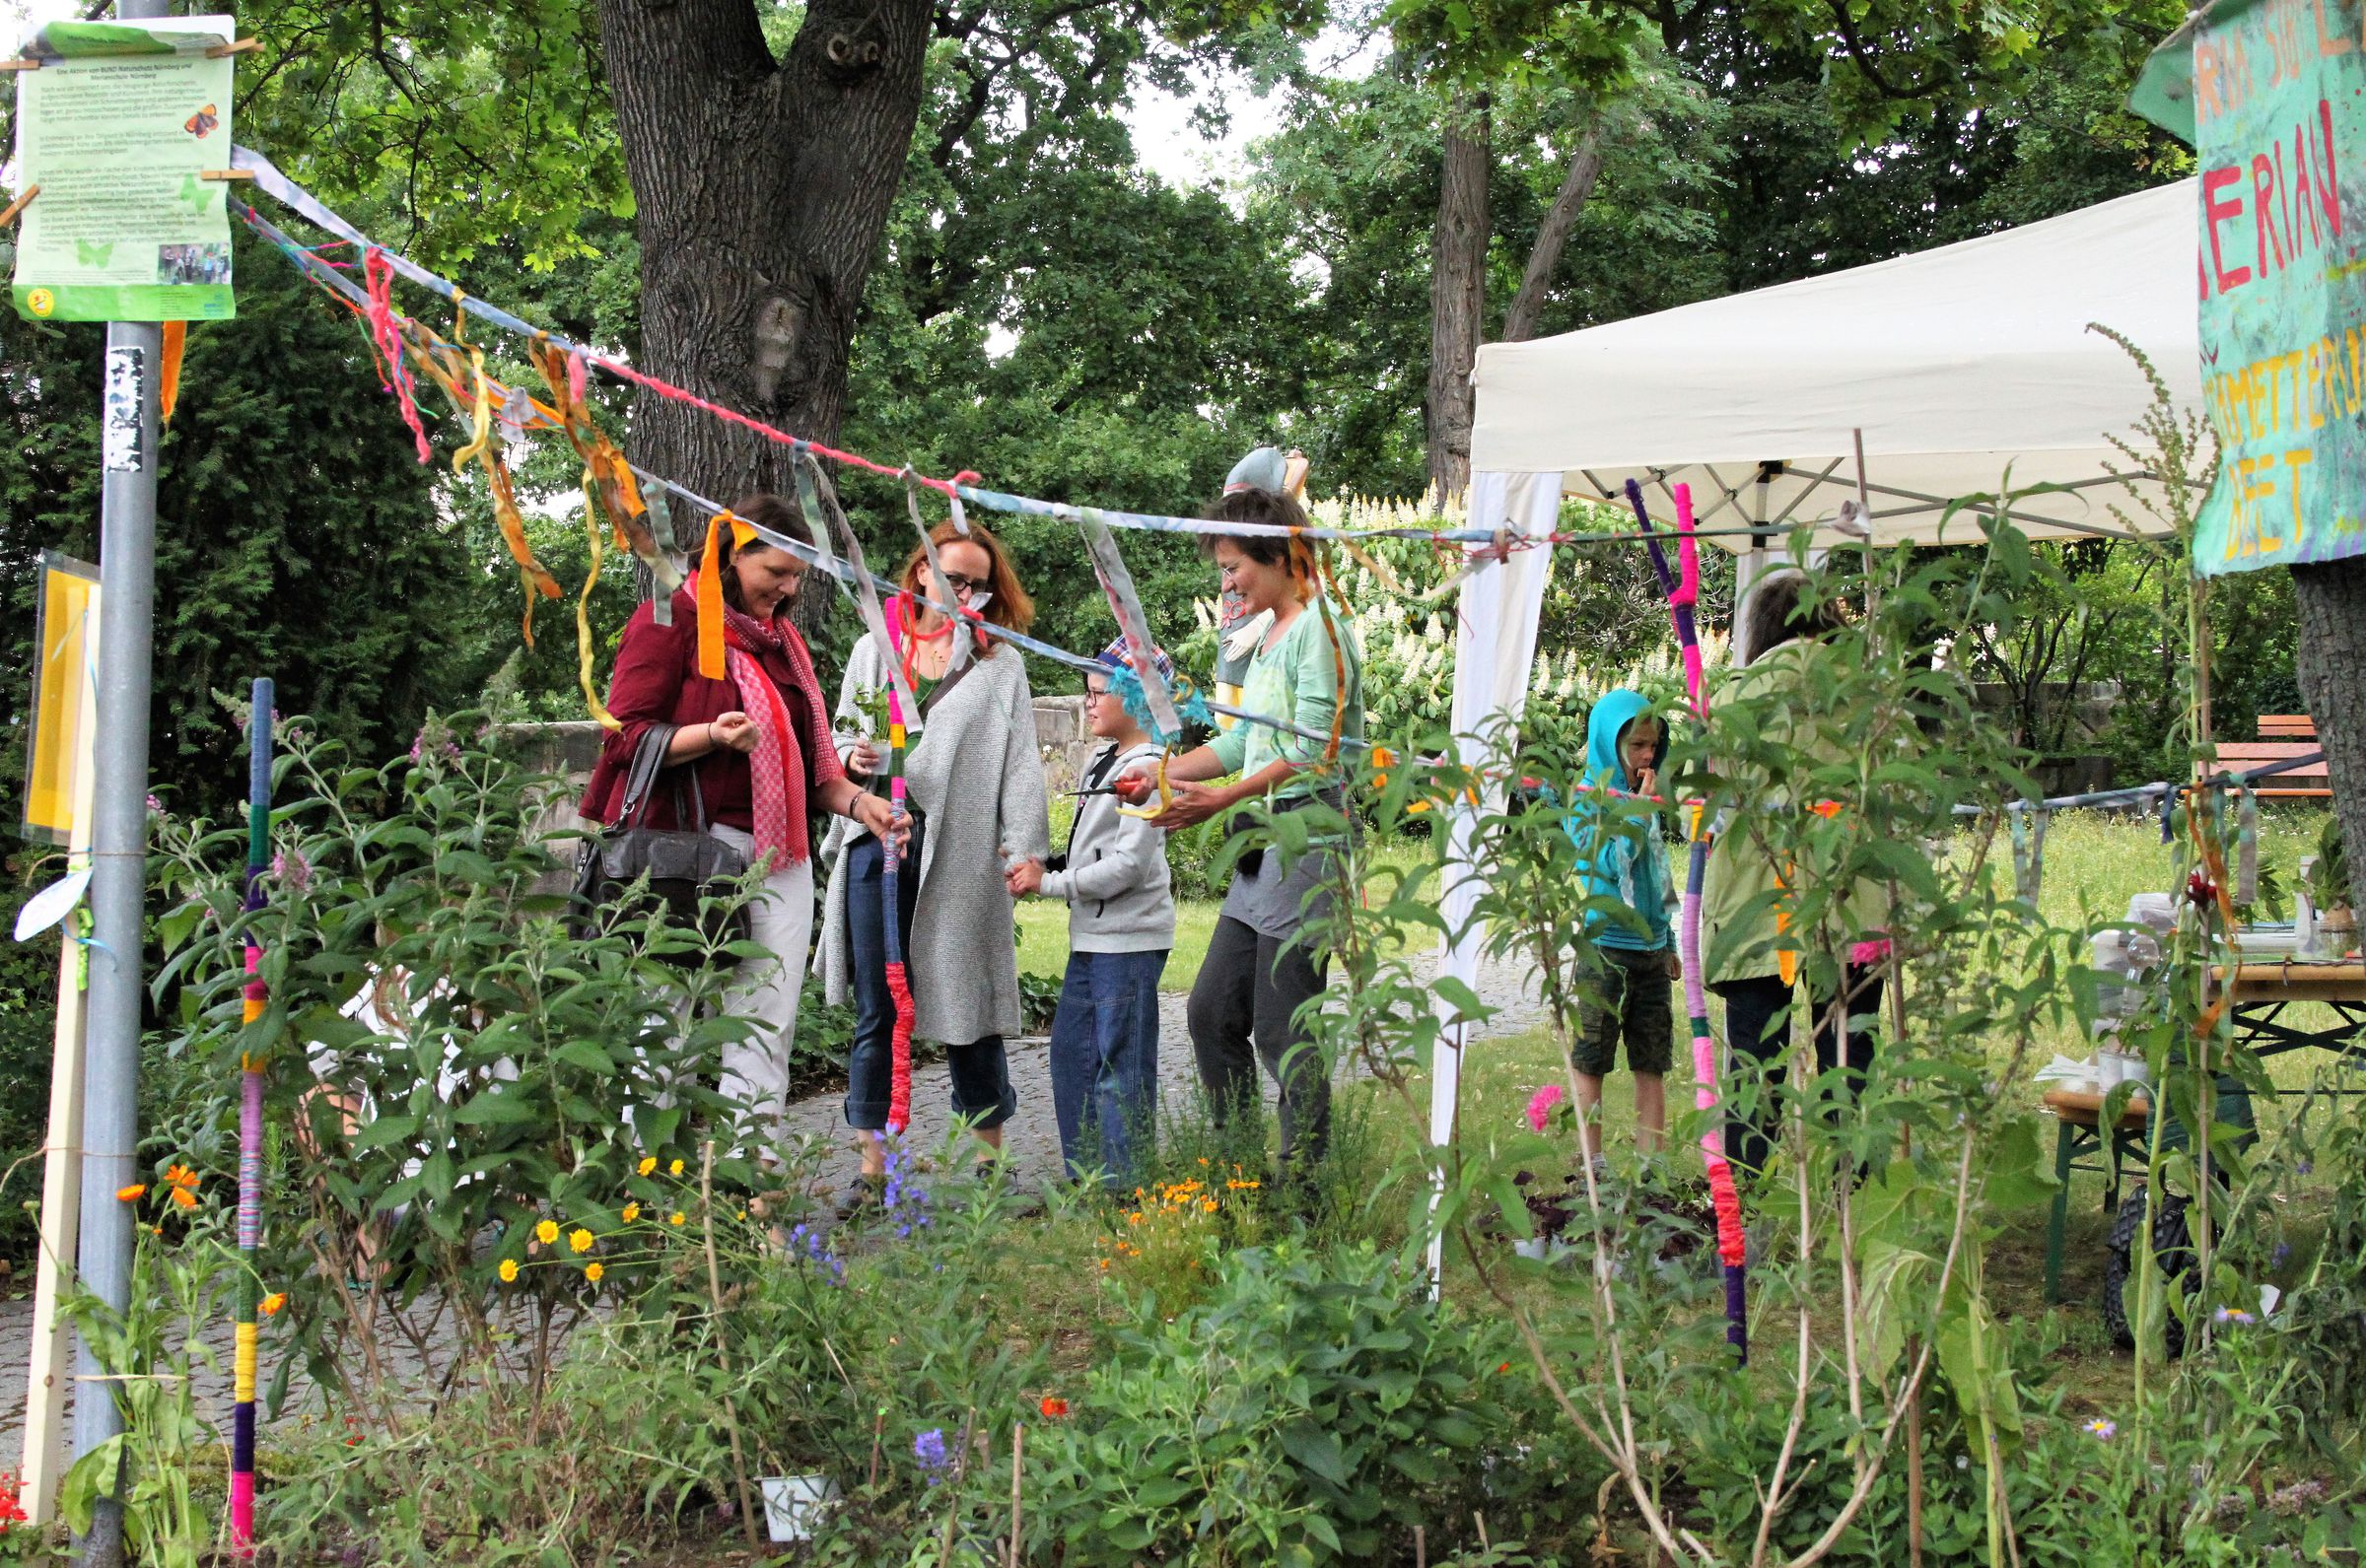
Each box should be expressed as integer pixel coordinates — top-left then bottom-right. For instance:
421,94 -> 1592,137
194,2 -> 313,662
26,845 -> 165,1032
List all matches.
569,1227 -> 594,1254
668,1158 -> 684,1177
622,1202 -> 640,1223
116,1184 -> 148,1202
584,1261 -> 604,1284
637,1156 -> 657,1177
668,1211 -> 686,1227
499,1259 -> 520,1283
259,1292 -> 287,1317
535,1219 -> 560,1246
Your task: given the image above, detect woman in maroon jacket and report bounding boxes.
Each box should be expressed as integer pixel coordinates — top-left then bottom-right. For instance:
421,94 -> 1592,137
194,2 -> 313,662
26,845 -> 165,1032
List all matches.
581,494 -> 898,1155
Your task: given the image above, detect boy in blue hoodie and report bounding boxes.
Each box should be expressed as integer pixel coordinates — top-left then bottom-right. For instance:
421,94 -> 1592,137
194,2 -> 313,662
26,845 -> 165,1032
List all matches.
1564,689 -> 1678,1164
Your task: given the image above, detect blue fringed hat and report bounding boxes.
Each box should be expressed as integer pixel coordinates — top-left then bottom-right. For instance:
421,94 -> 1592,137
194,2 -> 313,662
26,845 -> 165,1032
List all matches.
1095,637 -> 1176,684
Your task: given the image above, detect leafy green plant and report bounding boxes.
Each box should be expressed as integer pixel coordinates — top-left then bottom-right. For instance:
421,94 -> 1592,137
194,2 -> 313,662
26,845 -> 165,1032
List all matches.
2305,814 -> 2350,915
59,1192 -> 240,1568
1026,1243 -> 1540,1565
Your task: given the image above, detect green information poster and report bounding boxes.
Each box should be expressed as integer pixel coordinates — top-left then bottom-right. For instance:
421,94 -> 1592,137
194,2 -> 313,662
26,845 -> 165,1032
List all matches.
8,14 -> 238,323
2138,0 -> 2366,575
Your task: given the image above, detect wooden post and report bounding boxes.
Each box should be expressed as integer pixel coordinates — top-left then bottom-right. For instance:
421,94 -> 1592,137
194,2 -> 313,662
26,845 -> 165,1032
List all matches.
20,629 -> 100,1527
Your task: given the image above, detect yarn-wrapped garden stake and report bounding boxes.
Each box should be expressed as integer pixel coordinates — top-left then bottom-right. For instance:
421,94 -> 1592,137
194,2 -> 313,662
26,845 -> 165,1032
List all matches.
796,452 -> 920,1133
1624,479 -> 1749,1364
233,677 -> 273,1553
881,596 -> 920,1134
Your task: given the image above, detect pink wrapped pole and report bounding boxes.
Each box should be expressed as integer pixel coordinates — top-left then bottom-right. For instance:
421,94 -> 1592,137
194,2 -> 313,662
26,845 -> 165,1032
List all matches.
1626,481 -> 1748,1363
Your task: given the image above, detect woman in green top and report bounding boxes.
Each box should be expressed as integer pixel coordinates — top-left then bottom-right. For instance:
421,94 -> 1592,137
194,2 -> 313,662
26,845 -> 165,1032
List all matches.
1125,485 -> 1363,1188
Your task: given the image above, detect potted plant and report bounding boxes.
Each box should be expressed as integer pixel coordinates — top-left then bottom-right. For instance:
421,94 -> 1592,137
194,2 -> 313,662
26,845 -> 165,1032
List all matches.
2306,816 -> 2353,948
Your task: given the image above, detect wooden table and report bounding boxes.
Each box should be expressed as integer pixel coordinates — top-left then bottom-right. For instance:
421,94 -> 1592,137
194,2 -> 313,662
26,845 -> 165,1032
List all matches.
2043,963 -> 2365,1305
2208,962 -> 2366,1072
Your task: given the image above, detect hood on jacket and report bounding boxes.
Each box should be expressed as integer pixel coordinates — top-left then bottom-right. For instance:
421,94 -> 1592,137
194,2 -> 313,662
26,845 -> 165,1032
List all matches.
1586,689 -> 1665,792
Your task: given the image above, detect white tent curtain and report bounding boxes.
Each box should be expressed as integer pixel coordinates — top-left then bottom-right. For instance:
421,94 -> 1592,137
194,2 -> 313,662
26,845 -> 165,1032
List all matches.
1425,468 -> 1564,1284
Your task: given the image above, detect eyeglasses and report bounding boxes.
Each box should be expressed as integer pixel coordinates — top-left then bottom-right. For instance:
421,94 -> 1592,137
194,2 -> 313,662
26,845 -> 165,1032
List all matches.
939,571 -> 989,597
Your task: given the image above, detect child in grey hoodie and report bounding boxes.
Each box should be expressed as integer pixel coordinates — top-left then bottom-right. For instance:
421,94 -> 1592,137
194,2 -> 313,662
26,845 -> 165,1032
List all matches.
1008,640 -> 1178,1186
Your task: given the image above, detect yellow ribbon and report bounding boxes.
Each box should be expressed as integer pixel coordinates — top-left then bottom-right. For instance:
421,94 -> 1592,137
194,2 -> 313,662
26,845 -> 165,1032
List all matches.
695,510 -> 760,681
1116,748 -> 1177,820
579,465 -> 619,729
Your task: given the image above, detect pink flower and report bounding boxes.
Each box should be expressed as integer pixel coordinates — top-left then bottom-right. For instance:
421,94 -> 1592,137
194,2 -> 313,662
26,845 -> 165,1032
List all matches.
1525,1083 -> 1566,1133
1848,938 -> 1893,967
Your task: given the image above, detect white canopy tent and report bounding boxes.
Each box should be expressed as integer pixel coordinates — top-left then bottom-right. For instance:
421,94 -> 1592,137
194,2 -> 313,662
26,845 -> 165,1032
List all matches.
1468,177 -> 2203,552
1425,182 -> 2205,1279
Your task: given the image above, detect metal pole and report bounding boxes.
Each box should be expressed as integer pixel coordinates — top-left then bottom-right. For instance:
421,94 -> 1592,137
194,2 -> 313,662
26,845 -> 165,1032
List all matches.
73,0 -> 168,1531
71,316 -> 161,1568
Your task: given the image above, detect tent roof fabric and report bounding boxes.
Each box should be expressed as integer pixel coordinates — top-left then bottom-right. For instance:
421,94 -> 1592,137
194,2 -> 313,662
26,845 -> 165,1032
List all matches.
1469,180 -> 2205,550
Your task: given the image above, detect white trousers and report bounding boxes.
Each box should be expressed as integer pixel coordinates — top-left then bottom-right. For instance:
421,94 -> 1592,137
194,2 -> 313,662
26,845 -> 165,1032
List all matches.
708,824 -> 815,1154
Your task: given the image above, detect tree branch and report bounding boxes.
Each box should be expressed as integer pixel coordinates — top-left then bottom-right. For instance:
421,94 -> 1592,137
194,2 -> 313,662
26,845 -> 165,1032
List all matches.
1499,128 -> 1602,344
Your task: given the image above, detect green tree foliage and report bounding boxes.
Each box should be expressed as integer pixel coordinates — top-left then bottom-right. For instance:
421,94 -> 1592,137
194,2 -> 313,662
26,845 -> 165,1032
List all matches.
0,230 -> 482,813
1249,53 -> 1724,497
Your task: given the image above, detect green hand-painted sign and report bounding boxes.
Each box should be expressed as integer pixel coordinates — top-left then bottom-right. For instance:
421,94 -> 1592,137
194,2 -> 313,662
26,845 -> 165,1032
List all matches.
2134,0 -> 2366,574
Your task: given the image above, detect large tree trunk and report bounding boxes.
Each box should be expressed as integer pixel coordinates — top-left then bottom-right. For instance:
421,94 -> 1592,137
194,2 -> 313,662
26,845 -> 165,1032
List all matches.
1499,130 -> 1602,345
2293,557 -> 2366,872
1426,95 -> 1491,507
597,0 -> 932,641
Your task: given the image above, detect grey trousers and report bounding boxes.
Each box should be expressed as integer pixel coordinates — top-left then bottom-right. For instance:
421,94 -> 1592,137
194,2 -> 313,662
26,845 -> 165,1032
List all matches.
1187,916 -> 1330,1181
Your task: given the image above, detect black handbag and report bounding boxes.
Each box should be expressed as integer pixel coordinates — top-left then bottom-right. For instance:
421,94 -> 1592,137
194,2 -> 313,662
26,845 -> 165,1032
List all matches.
574,722 -> 752,965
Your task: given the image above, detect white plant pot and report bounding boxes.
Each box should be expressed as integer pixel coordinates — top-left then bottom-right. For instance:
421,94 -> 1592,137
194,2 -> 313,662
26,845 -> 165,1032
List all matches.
761,1474 -> 839,1543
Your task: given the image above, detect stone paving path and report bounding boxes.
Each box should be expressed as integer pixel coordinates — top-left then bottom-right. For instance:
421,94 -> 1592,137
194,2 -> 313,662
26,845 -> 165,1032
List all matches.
1,948 -> 1549,1449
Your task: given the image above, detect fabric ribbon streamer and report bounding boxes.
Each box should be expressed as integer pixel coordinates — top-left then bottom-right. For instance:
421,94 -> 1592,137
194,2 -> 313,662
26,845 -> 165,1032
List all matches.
1629,478 -> 1749,1364
903,474 -> 981,676
160,319 -> 187,426
2235,787 -> 2259,908
361,247 -> 432,464
1076,507 -> 1186,744
232,678 -> 272,1555
2010,807 -> 2052,904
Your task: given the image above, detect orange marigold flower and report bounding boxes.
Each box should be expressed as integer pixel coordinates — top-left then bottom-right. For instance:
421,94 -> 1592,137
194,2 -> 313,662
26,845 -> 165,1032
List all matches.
169,1187 -> 197,1210
259,1292 -> 287,1317
1039,1397 -> 1070,1418
116,1184 -> 148,1202
163,1164 -> 199,1191
621,1202 -> 641,1223
1496,1361 -> 1511,1374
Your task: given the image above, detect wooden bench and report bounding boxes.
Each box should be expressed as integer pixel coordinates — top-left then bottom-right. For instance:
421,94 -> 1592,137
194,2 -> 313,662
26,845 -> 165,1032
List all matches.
2260,715 -> 2317,739
2214,737 -> 2331,798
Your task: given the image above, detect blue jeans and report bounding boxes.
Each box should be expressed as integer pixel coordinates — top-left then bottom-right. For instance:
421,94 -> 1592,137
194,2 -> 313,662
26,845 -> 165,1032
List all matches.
844,820 -> 1014,1132
1047,949 -> 1166,1186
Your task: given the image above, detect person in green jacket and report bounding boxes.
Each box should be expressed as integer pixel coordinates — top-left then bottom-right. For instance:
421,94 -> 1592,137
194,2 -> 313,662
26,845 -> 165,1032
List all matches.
1702,570 -> 1886,1176
1121,483 -> 1364,1192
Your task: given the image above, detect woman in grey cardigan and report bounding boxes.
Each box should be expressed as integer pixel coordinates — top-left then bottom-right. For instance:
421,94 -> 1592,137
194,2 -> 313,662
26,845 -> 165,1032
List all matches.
820,521 -> 1051,1206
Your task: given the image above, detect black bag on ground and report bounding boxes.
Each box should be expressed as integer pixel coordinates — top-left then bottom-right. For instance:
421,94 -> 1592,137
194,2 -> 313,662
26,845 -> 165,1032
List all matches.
573,722 -> 751,965
2103,1186 -> 2197,1357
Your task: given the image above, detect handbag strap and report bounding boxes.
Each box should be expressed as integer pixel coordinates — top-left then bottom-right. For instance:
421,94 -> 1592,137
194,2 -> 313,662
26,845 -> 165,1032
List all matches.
670,756 -> 713,835
616,723 -> 678,829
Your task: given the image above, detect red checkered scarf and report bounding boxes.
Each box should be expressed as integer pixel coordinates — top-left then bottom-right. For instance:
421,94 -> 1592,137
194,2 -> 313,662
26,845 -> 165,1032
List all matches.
722,605 -> 839,868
